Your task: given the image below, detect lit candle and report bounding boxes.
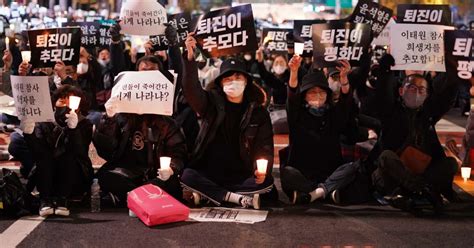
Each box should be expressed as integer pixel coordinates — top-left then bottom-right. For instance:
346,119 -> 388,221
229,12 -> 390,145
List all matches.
294,42 -> 305,56
5,37 -> 9,50
256,159 -> 268,174
68,96 -> 81,111
160,156 -> 171,170
461,167 -> 471,183
21,51 -> 31,63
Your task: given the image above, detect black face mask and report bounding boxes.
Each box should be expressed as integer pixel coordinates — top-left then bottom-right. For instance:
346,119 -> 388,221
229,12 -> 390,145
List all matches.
197,61 -> 207,70
54,106 -> 70,127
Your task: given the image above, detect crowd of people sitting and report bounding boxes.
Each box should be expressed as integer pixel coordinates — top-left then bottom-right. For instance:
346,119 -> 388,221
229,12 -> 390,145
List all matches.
0,18 -> 470,218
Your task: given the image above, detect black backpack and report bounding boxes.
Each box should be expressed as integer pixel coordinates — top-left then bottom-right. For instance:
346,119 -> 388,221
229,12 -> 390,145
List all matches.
0,168 -> 38,216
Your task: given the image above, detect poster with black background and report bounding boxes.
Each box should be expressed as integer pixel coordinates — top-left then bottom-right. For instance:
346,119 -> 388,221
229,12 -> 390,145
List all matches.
293,20 -> 325,57
444,30 -> 473,81
397,4 -> 451,26
194,4 -> 257,58
28,27 -> 81,68
312,21 -> 371,68
349,0 -> 392,38
64,22 -> 100,48
261,28 -> 292,55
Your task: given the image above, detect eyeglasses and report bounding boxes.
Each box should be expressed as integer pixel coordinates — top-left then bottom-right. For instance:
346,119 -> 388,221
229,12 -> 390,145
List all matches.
405,84 -> 427,94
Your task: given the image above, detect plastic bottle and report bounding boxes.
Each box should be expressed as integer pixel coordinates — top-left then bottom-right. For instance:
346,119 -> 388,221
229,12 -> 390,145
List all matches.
91,178 -> 101,212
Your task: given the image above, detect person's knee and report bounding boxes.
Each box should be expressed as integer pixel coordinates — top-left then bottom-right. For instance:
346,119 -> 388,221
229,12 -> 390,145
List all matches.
378,150 -> 400,170
8,132 -> 26,156
180,168 -> 200,186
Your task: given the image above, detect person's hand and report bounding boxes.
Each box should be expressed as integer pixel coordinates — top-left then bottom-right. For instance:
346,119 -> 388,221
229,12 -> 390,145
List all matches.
20,119 -> 35,134
65,110 -> 78,129
184,32 -> 197,61
105,98 -> 117,117
255,47 -> 264,63
54,60 -> 67,80
144,41 -> 153,56
254,170 -> 266,185
336,60 -> 351,79
2,50 -> 12,71
157,167 -> 174,181
18,61 -> 30,76
470,86 -> 474,97
288,55 -> 302,72
109,20 -> 122,42
164,23 -> 178,47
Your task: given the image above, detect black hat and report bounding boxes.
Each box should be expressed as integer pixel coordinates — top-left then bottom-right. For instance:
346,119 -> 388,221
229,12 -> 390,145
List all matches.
300,71 -> 331,94
214,58 -> 253,85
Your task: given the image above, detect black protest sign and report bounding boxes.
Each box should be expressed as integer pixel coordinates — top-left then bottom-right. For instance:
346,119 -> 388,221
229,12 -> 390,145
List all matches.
98,20 -> 115,47
397,4 -> 451,26
28,27 -> 81,68
349,0 -> 392,38
64,22 -> 100,48
194,4 -> 258,58
312,22 -> 371,68
149,12 -> 192,51
293,20 -> 326,57
261,28 -> 292,55
444,30 -> 473,80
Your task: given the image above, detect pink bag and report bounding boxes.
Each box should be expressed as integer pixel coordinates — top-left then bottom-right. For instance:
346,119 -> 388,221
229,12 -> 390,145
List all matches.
127,184 -> 190,227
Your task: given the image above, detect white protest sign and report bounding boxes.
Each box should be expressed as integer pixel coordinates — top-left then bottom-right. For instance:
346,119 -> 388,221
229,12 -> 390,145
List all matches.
372,18 -> 395,46
390,23 -> 454,72
119,0 -> 167,36
108,71 -> 174,116
10,76 -> 54,122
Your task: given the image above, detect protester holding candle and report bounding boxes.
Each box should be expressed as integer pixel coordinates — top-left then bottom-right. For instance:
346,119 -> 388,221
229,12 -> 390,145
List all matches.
180,33 -> 274,210
20,85 -> 93,217
92,56 -> 187,204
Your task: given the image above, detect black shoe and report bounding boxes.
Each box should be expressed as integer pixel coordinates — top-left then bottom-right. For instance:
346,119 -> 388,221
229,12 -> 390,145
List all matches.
384,194 -> 415,211
292,191 -> 311,205
420,187 -> 444,214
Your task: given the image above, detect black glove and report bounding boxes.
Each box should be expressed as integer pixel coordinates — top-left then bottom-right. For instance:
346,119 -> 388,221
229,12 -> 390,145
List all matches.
378,54 -> 395,72
109,21 -> 122,42
164,23 -> 178,47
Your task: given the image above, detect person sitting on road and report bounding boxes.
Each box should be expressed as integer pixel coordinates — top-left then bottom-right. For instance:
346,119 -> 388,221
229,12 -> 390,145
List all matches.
179,33 -> 274,210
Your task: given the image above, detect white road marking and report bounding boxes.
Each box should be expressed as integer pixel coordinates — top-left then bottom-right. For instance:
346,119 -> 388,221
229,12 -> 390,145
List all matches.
0,216 -> 45,248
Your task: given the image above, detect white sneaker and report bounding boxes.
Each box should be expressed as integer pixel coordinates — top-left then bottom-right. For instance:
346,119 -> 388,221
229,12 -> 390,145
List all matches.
55,207 -> 70,216
39,206 -> 54,217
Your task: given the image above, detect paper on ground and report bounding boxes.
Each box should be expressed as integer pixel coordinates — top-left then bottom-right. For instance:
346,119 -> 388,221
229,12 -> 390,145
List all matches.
187,207 -> 268,224
0,95 -> 16,116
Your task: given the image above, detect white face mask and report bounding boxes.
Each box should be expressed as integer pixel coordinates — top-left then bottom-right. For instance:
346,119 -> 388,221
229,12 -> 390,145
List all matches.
53,75 -> 62,88
244,54 -> 252,61
76,62 -> 89,75
328,80 -> 341,92
273,65 -> 286,75
223,80 -> 246,98
98,59 -> 109,67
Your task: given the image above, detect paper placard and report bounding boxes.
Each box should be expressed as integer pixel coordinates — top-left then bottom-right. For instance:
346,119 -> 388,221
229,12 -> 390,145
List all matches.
119,0 -> 167,36
27,27 -> 81,68
10,75 -> 54,122
293,20 -> 326,57
390,23 -> 454,72
397,4 -> 451,26
261,28 -> 292,55
107,71 -> 175,116
194,4 -> 258,58
444,30 -> 474,80
349,0 -> 393,38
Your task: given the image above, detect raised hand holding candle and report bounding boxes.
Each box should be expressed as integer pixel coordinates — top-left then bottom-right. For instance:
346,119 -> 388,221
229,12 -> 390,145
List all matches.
68,96 -> 81,111
294,42 -> 304,56
21,51 -> 31,63
160,156 -> 171,170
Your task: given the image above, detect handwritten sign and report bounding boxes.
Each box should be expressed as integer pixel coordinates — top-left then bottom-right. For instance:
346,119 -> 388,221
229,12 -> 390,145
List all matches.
108,71 -> 175,116
10,75 -> 54,122
194,4 -> 257,58
119,0 -> 168,36
390,23 -> 454,72
27,27 -> 81,68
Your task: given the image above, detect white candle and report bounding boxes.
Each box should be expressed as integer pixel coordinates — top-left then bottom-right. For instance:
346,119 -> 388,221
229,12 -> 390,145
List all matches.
160,156 -> 171,170
461,167 -> 471,183
256,159 -> 268,174
68,96 -> 81,111
5,37 -> 9,50
21,51 -> 31,63
294,42 -> 305,56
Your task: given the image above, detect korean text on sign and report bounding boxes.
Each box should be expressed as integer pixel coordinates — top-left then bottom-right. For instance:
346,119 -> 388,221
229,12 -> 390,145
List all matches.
10,75 -> 54,122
